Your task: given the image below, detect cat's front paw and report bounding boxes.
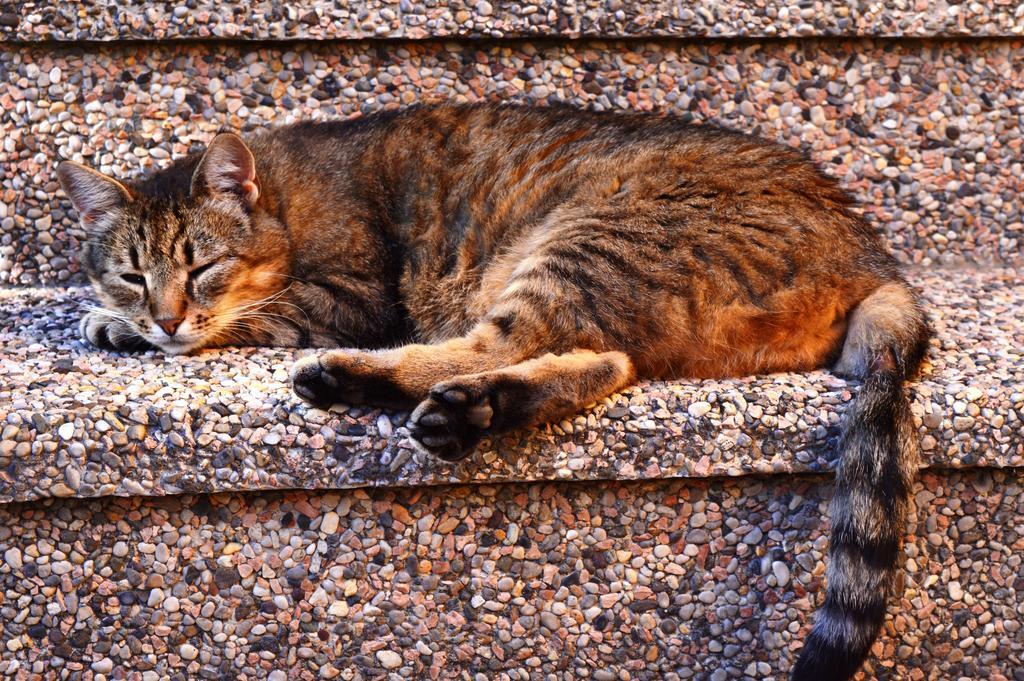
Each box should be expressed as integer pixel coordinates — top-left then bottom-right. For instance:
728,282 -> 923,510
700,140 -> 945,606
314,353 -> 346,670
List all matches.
409,379 -> 495,461
290,351 -> 413,409
79,312 -> 150,352
291,354 -> 343,408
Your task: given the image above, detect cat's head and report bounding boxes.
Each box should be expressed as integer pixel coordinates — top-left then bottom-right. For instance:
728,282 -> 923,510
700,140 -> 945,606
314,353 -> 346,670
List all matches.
57,133 -> 289,354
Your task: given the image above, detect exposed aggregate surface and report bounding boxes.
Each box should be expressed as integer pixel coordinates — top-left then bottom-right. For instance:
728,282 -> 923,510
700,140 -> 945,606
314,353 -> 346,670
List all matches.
1,267 -> 1021,505
1,1 -> 1023,41
0,470 -> 1021,680
2,5 -> 1023,679
2,38 -> 1024,286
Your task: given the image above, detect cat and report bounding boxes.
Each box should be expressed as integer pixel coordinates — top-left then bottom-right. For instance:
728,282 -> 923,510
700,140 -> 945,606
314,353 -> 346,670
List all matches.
57,102 -> 929,680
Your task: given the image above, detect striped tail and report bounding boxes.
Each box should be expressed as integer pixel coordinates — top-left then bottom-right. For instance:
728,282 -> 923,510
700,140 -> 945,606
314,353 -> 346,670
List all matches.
791,281 -> 929,681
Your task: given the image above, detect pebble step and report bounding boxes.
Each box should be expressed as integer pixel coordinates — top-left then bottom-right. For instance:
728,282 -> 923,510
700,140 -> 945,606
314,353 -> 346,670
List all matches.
0,469 -> 1018,679
2,6 -> 1022,678
3,38 -> 1024,286
1,266 -> 1020,505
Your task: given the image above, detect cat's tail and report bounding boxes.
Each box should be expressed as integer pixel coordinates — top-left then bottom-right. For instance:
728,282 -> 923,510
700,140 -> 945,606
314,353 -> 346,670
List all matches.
791,280 -> 929,681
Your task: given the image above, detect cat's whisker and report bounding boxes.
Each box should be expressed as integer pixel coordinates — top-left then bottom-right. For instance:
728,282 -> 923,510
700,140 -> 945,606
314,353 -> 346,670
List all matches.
212,310 -> 288,326
78,304 -> 135,326
212,327 -> 255,346
209,316 -> 295,347
239,308 -> 311,328
224,294 -> 287,315
209,297 -> 312,332
210,314 -> 292,342
215,286 -> 301,320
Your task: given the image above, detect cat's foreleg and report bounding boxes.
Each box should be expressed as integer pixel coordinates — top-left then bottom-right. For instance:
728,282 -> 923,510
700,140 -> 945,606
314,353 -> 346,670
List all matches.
290,320 -> 532,410
291,243 -> 629,414
408,349 -> 635,461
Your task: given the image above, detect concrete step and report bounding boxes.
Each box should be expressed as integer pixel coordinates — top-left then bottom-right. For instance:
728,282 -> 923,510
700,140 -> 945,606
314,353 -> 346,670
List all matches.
0,469 -> 1018,679
2,5 -> 1021,680
2,37 -> 1023,286
1,266 -> 1020,504
2,1 -> 1022,42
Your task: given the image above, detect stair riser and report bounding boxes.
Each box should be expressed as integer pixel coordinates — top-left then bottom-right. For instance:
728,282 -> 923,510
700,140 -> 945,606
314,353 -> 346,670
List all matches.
0,471 -> 1016,679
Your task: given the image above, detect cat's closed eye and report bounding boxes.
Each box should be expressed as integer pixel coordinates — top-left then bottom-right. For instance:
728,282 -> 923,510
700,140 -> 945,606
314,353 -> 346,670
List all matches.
120,273 -> 146,286
189,259 -> 223,280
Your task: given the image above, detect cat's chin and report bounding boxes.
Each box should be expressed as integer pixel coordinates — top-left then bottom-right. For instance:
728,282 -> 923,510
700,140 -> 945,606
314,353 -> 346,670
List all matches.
153,340 -> 200,356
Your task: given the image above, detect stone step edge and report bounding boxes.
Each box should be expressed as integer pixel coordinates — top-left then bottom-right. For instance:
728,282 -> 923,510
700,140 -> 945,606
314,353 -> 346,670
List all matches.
2,356 -> 1016,505
5,31 -> 1024,46
4,264 -> 1021,505
3,3 -> 1024,45
3,461 -> 1019,510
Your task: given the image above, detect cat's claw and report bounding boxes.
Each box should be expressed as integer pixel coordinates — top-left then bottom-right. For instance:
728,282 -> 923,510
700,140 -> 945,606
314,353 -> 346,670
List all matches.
409,381 -> 494,462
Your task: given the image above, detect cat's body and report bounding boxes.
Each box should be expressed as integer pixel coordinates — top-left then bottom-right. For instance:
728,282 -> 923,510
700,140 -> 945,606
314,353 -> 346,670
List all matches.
58,103 -> 929,681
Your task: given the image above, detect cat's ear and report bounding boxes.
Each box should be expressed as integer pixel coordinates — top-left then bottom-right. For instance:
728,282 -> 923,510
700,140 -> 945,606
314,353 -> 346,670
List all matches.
191,133 -> 260,208
56,161 -> 133,231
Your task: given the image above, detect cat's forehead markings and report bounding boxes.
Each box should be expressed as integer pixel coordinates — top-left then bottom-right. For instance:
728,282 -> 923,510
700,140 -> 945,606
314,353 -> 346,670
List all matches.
167,212 -> 189,260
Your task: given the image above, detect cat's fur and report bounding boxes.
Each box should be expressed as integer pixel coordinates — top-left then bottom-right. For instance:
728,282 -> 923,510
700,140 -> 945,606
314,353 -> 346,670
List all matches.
57,103 -> 929,680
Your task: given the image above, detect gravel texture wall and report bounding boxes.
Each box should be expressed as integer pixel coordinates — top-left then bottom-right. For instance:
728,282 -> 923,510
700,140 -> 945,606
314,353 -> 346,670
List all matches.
2,37 -> 1022,286
2,1 -> 1023,41
0,470 -> 1020,680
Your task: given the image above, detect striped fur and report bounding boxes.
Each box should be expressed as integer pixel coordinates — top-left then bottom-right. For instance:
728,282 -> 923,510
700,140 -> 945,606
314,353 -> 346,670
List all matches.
792,283 -> 928,680
58,103 -> 931,677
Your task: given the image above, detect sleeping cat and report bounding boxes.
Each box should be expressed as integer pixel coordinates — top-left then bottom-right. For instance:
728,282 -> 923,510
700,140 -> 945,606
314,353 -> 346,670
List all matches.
57,103 -> 928,680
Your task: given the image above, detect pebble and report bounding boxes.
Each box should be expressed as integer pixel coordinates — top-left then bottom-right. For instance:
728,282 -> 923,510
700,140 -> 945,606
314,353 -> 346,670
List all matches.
744,527 -> 763,545
949,581 -> 964,601
91,659 -> 113,674
687,401 -> 713,419
286,565 -> 307,585
321,511 -> 340,534
4,547 -> 22,569
376,650 -> 402,669
772,561 -> 791,587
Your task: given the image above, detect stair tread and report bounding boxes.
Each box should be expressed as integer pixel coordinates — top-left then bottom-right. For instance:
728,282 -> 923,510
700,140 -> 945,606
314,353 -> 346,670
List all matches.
1,266 -> 1021,504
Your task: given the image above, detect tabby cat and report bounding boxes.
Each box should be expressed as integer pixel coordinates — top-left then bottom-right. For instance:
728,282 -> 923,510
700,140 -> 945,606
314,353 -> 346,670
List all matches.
57,103 -> 929,680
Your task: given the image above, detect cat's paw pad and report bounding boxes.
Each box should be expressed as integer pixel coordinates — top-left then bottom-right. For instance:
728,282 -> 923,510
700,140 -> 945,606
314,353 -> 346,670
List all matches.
409,381 -> 494,461
79,312 -> 149,351
291,354 -> 350,408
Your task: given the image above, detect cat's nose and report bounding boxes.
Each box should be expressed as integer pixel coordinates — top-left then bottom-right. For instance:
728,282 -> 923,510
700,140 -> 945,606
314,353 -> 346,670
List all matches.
155,317 -> 184,336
